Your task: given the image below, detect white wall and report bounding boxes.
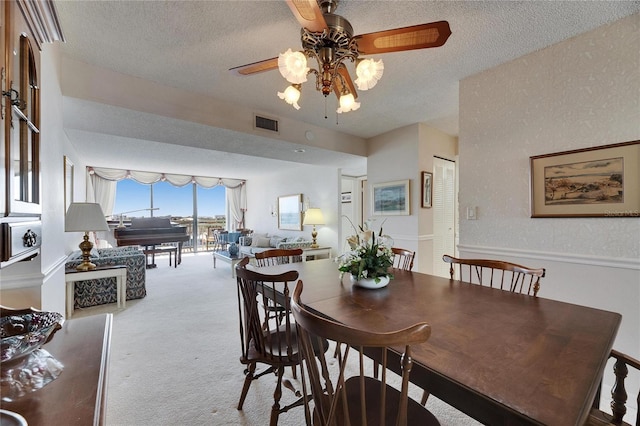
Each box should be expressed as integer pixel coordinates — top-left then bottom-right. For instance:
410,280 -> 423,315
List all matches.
459,13 -> 640,411
244,165 -> 341,255
367,124 -> 457,273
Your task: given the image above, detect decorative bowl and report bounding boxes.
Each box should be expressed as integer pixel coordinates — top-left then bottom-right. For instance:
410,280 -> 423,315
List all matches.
1,306 -> 64,364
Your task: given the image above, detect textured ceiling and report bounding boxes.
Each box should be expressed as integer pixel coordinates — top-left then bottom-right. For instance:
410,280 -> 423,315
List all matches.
54,0 -> 640,179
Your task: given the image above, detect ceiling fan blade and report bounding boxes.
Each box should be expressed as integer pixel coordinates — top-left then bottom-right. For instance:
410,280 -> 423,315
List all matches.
355,21 -> 451,55
285,0 -> 328,33
229,57 -> 279,76
333,65 -> 357,99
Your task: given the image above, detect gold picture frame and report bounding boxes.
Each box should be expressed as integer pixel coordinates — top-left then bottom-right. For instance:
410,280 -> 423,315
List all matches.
64,156 -> 74,214
530,141 -> 639,218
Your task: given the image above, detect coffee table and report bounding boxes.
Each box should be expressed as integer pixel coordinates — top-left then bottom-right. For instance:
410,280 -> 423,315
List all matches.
212,251 -> 243,278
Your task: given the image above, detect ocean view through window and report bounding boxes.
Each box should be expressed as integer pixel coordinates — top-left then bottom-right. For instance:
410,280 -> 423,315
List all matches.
113,179 -> 227,250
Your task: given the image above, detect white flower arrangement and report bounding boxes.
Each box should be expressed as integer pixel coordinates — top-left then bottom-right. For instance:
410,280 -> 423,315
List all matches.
337,218 -> 394,282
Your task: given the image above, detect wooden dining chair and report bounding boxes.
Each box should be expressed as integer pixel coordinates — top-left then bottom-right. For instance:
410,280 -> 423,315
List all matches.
255,248 -> 304,327
255,248 -> 303,267
234,258 -> 304,426
442,254 -> 546,296
391,247 -> 415,271
587,349 -> 640,426
291,281 -> 441,426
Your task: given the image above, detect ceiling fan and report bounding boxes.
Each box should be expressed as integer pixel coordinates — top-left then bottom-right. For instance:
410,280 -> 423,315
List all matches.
230,0 -> 451,115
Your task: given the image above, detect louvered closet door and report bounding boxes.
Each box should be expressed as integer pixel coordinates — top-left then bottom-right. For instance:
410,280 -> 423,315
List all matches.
433,157 -> 456,278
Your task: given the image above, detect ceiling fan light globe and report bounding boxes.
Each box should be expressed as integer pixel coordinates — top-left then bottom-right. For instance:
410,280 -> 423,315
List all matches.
336,93 -> 360,113
355,58 -> 384,90
278,49 -> 309,84
277,85 -> 302,110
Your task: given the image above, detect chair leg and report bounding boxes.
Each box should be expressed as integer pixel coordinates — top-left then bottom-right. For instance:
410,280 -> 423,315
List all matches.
270,366 -> 285,426
237,362 -> 256,410
421,390 -> 430,405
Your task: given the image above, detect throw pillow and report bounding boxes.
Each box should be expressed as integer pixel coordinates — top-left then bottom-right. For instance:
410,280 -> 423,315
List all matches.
270,236 -> 285,248
251,233 -> 268,247
256,237 -> 271,248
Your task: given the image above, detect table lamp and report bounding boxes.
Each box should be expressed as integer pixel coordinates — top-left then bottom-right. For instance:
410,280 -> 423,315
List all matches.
302,208 -> 325,248
65,202 -> 110,271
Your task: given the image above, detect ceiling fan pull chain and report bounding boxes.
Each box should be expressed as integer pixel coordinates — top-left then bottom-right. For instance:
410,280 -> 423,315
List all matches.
324,97 -> 328,119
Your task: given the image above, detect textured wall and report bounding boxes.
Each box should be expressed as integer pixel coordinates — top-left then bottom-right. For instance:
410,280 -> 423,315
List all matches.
458,14 -> 640,365
459,14 -> 639,258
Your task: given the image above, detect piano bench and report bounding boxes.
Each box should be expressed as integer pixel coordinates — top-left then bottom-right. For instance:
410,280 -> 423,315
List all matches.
143,246 -> 178,268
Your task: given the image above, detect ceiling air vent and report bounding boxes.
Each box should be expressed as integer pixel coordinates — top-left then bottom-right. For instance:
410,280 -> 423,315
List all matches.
254,115 -> 279,133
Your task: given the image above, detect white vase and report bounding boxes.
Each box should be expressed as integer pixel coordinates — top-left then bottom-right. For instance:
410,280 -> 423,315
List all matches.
350,275 -> 390,289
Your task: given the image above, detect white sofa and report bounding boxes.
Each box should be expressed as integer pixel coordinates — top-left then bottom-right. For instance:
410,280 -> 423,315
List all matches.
238,233 -> 313,257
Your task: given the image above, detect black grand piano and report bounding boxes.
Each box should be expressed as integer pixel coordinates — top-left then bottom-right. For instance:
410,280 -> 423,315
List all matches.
114,217 -> 190,267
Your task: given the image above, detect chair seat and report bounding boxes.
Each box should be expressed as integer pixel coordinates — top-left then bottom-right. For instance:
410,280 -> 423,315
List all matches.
242,327 -> 329,366
242,333 -> 301,367
344,376 -> 440,426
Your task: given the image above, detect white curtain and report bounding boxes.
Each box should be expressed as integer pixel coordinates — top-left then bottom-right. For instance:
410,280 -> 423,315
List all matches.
89,174 -> 117,216
228,182 -> 247,229
87,166 -> 246,222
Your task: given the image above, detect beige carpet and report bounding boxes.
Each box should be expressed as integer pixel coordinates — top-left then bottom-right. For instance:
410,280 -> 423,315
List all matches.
73,252 -> 481,425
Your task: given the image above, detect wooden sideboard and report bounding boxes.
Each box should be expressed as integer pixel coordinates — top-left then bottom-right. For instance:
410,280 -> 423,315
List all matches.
1,314 -> 113,425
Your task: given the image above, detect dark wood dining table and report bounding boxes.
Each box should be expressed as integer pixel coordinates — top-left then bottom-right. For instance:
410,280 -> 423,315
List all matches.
251,259 -> 621,426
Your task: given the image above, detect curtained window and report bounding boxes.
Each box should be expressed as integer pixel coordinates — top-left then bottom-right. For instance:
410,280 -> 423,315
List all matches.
86,166 -> 247,230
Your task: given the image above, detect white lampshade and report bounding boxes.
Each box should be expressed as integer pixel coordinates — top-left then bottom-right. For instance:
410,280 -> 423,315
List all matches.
277,84 -> 301,110
278,49 -> 309,84
303,208 -> 325,226
65,202 -> 109,232
355,58 -> 384,90
336,93 -> 361,114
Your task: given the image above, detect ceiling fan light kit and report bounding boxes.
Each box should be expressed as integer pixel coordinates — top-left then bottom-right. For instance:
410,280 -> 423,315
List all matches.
278,48 -> 309,84
355,58 -> 384,91
231,0 -> 451,116
277,83 -> 302,110
337,92 -> 359,114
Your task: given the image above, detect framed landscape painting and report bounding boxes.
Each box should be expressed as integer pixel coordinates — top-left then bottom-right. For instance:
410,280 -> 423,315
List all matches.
371,180 -> 410,216
278,193 -> 303,230
530,141 -> 640,217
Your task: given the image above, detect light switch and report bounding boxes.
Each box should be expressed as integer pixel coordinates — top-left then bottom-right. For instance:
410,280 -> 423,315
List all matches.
467,206 -> 477,220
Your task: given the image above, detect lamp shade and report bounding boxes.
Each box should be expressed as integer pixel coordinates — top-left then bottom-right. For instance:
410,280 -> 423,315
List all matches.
65,202 -> 109,232
278,48 -> 309,84
303,208 -> 325,226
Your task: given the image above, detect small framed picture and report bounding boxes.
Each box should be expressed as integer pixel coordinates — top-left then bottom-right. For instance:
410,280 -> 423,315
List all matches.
421,172 -> 432,208
341,192 -> 352,203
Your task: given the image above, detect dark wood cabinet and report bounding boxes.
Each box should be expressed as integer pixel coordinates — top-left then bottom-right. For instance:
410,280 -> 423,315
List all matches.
2,0 -> 42,217
1,1 -> 63,268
